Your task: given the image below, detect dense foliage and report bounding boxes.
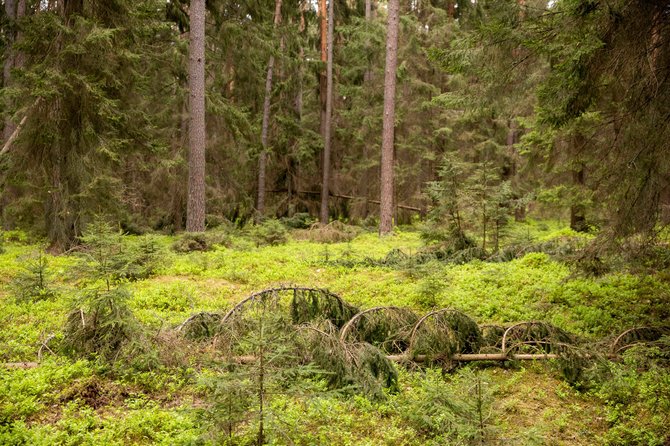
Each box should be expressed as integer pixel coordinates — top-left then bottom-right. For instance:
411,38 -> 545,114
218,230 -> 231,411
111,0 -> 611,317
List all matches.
1,0 -> 669,444
0,0 -> 667,249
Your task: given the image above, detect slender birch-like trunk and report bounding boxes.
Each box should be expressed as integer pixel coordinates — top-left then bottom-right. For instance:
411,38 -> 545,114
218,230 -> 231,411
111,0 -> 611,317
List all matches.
256,0 -> 283,218
319,0 -> 334,224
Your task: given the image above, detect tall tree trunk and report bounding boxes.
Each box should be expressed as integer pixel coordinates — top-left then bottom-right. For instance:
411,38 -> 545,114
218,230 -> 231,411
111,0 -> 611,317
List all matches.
256,0 -> 282,217
256,0 -> 283,219
186,0 -> 207,232
14,0 -> 25,69
319,0 -> 334,224
318,0 -> 327,138
363,0 -> 374,83
289,5 -> 307,217
379,0 -> 400,235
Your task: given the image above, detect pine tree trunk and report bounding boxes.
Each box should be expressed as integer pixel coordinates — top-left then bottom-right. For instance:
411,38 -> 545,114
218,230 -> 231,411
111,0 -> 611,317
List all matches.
186,0 -> 206,232
318,0 -> 327,138
319,0 -> 334,224
256,0 -> 283,219
379,0 -> 400,235
290,8 -> 306,217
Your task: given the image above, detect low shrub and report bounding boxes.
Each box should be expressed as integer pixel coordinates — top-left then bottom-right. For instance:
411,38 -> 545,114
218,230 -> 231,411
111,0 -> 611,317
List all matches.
172,231 -> 230,253
63,287 -> 156,368
293,221 -> 361,243
587,343 -> 670,445
280,212 -> 315,229
250,219 -> 288,246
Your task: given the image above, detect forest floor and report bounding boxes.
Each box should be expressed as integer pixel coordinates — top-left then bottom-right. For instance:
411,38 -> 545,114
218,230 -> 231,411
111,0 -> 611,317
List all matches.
1,220 -> 669,445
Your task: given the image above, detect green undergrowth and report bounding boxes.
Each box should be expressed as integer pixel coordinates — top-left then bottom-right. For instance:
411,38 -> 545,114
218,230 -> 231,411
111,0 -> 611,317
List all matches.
1,221 -> 669,444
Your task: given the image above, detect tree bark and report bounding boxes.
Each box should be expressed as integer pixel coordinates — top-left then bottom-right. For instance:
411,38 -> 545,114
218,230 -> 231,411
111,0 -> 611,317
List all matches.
15,0 -> 25,68
319,0 -> 334,224
256,0 -> 283,219
379,0 -> 400,235
318,0 -> 327,138
289,6 -> 307,217
363,0 -> 374,84
186,0 -> 207,232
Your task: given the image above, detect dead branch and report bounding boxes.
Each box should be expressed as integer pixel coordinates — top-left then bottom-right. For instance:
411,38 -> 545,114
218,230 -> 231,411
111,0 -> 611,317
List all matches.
0,114 -> 28,156
38,333 -> 56,361
0,98 -> 42,156
1,362 -> 39,369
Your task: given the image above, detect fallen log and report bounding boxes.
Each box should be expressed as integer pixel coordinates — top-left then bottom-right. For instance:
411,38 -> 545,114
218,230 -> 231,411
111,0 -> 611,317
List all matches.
2,362 -> 39,369
269,189 -> 425,213
204,352 -> 561,365
389,353 -> 559,362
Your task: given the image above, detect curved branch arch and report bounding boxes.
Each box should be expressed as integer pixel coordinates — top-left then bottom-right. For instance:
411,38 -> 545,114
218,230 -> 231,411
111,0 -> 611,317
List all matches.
501,321 -> 574,355
610,326 -> 670,355
407,308 -> 481,359
220,286 -> 357,328
339,306 -> 418,353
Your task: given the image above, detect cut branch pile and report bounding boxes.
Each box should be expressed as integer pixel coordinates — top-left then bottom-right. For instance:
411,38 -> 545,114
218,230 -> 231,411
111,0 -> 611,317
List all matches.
173,286 -> 670,380
5,286 -> 669,386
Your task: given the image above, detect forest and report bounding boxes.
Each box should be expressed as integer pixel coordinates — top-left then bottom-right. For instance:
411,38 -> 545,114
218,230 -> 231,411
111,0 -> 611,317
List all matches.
1,0 -> 669,445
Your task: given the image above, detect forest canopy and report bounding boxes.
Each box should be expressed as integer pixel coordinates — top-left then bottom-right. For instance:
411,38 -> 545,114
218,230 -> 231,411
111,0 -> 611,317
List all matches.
0,0 -> 668,249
